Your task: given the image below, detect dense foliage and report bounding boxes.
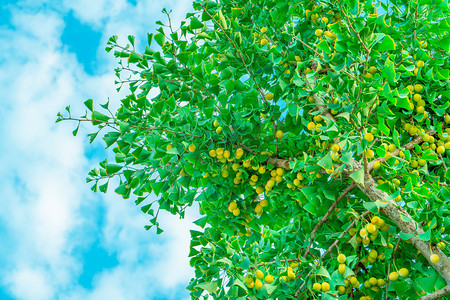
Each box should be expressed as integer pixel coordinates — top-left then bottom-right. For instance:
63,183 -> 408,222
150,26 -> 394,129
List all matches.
58,0 -> 450,299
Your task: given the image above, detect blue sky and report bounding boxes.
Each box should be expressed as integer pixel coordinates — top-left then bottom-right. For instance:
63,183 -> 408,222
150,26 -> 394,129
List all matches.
0,1 -> 199,299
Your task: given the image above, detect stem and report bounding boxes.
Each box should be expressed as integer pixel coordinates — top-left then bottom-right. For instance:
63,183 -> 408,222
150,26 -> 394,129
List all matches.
294,211 -> 371,297
303,184 -> 356,258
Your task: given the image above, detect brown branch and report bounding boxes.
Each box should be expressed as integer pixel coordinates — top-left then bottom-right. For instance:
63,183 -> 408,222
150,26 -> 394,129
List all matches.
294,211 -> 371,297
418,285 -> 450,300
303,184 -> 356,258
367,130 -> 437,173
352,165 -> 450,287
292,35 -> 321,57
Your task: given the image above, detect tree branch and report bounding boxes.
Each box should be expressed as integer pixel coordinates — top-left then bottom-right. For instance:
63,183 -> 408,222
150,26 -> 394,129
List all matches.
352,164 -> 450,287
294,211 -> 371,297
303,184 -> 356,258
418,285 -> 450,300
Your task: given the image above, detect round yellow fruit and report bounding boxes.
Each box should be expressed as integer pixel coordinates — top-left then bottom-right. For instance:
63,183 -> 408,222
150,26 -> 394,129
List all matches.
366,223 -> 377,234
331,144 -> 340,152
398,268 -> 409,277
256,269 -> 264,280
232,208 -> 240,216
265,93 -> 274,101
371,216 -> 380,224
416,60 -> 424,68
430,254 -> 440,263
445,114 -> 450,123
359,228 -> 368,238
366,149 -> 374,158
364,132 -> 374,142
389,272 -> 399,281
338,263 -> 346,275
188,144 -> 196,152
373,161 -> 381,170
437,146 -> 445,154
228,202 -> 237,212
216,126 -> 223,134
166,144 -> 174,150
377,278 -> 386,287
315,29 -> 323,37
414,84 -> 423,92
245,275 -> 253,284
254,279 -> 263,289
337,254 -> 346,263
324,30 -> 335,39
321,282 -> 330,292
213,120 -> 219,127
307,122 -> 316,131
265,274 -> 274,284
276,130 -> 283,138
313,282 -> 322,291
261,38 -> 268,46
368,66 -> 377,74
413,93 -> 422,102
261,26 -> 267,33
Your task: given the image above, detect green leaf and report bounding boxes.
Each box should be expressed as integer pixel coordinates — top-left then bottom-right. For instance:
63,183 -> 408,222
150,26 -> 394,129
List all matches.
194,216 -> 208,228
316,266 -> 331,278
317,152 -> 333,170
340,152 -> 354,166
349,168 -> 364,186
399,231 -> 414,240
128,51 -> 142,63
415,277 -> 436,294
239,256 -> 250,269
84,99 -> 93,111
316,40 -> 332,53
72,122 -> 80,136
105,164 -> 123,175
167,147 -> 179,155
119,122 -> 130,135
437,36 -> 450,52
378,35 -> 396,51
189,17 -> 203,30
154,32 -> 165,47
92,111 -> 110,125
417,227 -> 431,241
363,201 -> 379,213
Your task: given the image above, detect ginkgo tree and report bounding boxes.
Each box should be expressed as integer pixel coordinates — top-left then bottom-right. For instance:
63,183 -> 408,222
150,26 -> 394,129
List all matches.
58,0 -> 450,299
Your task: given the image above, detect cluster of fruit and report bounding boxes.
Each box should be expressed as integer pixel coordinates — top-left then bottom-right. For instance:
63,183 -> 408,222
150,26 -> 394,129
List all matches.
244,269 -> 275,289
244,262 -> 300,291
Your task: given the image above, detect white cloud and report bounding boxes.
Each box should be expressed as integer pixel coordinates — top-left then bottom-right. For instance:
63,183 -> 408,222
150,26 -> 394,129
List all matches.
5,268 -> 54,300
0,1 -> 198,299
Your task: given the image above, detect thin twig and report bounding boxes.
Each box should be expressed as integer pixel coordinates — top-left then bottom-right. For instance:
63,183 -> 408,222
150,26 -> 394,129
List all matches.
303,184 -> 356,258
294,211 -> 371,297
